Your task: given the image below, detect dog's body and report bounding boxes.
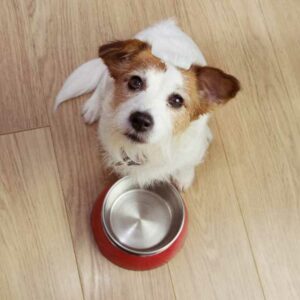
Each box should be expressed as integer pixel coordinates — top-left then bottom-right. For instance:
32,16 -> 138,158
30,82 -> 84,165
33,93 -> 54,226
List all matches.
56,20 -> 240,190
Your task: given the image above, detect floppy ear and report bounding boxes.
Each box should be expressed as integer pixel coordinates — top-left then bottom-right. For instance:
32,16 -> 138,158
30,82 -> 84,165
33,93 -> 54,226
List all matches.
193,66 -> 240,104
98,39 -> 148,78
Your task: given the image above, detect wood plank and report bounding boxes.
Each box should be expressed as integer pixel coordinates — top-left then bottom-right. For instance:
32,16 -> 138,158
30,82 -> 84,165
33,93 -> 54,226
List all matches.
27,1 -> 176,299
258,0 -> 300,122
184,0 -> 300,298
0,1 -> 48,134
3,0 -> 300,299
169,120 -> 264,300
162,4 -> 265,299
0,128 -> 83,300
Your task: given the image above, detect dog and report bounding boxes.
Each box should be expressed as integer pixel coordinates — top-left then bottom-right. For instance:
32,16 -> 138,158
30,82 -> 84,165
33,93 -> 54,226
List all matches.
55,20 -> 240,191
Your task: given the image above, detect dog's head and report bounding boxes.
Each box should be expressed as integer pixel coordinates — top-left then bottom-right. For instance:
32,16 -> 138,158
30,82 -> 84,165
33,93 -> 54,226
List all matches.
99,39 -> 240,144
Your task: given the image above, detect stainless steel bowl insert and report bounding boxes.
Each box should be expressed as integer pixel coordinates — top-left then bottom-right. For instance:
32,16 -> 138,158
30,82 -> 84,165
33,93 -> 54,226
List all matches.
101,177 -> 185,255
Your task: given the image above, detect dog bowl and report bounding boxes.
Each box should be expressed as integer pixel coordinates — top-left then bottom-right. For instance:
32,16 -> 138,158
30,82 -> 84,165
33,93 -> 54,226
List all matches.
91,176 -> 187,270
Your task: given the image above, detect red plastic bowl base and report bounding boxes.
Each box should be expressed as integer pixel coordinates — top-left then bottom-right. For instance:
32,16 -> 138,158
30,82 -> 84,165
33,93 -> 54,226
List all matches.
91,185 -> 188,271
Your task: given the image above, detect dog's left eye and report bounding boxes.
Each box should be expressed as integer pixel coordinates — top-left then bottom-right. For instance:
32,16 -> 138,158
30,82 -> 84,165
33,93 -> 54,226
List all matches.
128,76 -> 143,91
168,94 -> 184,108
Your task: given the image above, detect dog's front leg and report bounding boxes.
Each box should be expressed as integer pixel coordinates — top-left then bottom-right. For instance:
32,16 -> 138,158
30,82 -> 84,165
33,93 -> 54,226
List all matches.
171,167 -> 195,192
82,81 -> 103,123
82,70 -> 114,124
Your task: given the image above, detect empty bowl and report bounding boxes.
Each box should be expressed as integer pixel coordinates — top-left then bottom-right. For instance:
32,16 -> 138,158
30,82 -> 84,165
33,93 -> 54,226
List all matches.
91,176 -> 187,270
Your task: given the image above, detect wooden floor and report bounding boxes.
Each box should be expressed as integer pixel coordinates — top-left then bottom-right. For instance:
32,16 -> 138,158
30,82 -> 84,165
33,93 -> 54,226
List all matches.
1,1 -> 299,299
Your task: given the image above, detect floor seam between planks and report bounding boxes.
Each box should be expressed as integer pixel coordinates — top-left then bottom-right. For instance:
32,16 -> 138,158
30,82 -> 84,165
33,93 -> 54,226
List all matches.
23,9 -> 86,296
0,125 -> 50,136
167,264 -> 178,300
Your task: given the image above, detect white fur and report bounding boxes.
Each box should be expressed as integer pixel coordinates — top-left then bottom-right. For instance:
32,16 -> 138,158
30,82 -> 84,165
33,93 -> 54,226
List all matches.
172,167 -> 196,192
54,58 -> 107,110
100,109 -> 212,190
114,65 -> 184,144
82,67 -> 113,123
54,20 -> 212,190
135,19 -> 207,69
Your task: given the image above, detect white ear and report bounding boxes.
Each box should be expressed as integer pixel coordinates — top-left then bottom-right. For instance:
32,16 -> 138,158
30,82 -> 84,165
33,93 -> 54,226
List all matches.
54,58 -> 107,110
135,19 -> 207,69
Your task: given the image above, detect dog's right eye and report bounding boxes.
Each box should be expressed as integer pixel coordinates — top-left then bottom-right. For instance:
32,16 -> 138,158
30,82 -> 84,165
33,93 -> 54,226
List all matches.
168,94 -> 184,108
128,76 -> 143,91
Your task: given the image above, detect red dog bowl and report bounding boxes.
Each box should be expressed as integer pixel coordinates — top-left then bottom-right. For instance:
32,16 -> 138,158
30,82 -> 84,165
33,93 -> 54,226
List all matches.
91,176 -> 187,270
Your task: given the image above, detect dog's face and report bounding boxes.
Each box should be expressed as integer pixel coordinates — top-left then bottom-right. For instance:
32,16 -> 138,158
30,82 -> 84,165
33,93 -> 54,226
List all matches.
99,39 -> 240,144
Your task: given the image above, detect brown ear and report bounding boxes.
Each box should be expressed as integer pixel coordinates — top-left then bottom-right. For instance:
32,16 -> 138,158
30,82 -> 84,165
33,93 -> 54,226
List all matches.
99,39 -> 149,78
193,66 -> 240,104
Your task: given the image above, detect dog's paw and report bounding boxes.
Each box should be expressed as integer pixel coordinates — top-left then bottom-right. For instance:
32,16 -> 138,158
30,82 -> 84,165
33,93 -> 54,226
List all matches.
81,81 -> 104,124
171,167 -> 195,192
82,101 -> 101,124
206,127 -> 213,144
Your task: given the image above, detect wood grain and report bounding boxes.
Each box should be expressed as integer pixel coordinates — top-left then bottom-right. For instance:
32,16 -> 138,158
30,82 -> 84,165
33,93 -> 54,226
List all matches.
1,0 -> 300,299
27,1 -> 177,299
0,128 -> 83,300
0,1 -> 48,134
258,0 -> 300,122
169,120 -> 264,300
181,0 -> 300,299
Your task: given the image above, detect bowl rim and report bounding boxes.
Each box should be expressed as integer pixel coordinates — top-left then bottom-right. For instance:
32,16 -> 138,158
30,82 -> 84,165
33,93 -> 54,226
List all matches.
100,176 -> 186,256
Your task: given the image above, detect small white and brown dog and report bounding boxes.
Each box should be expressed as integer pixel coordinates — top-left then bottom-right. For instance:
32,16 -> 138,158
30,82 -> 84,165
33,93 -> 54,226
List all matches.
55,20 -> 240,191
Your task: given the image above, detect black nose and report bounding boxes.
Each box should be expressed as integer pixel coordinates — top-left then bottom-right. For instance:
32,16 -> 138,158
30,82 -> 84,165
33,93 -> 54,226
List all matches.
129,111 -> 153,132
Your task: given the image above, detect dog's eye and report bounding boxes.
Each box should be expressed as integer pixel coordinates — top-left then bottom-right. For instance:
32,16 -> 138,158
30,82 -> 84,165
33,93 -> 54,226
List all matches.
168,94 -> 184,108
128,76 -> 143,91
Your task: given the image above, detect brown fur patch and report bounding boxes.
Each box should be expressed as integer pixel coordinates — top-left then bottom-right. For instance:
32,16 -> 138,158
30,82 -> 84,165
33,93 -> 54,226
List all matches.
112,80 -> 132,109
99,39 -> 166,109
193,66 -> 240,103
99,39 -> 165,79
173,66 -> 240,135
182,68 -> 212,118
172,69 -> 210,135
172,110 -> 191,135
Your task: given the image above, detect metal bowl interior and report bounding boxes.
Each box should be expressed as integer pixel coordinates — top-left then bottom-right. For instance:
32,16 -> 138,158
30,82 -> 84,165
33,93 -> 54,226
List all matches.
101,177 -> 185,255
